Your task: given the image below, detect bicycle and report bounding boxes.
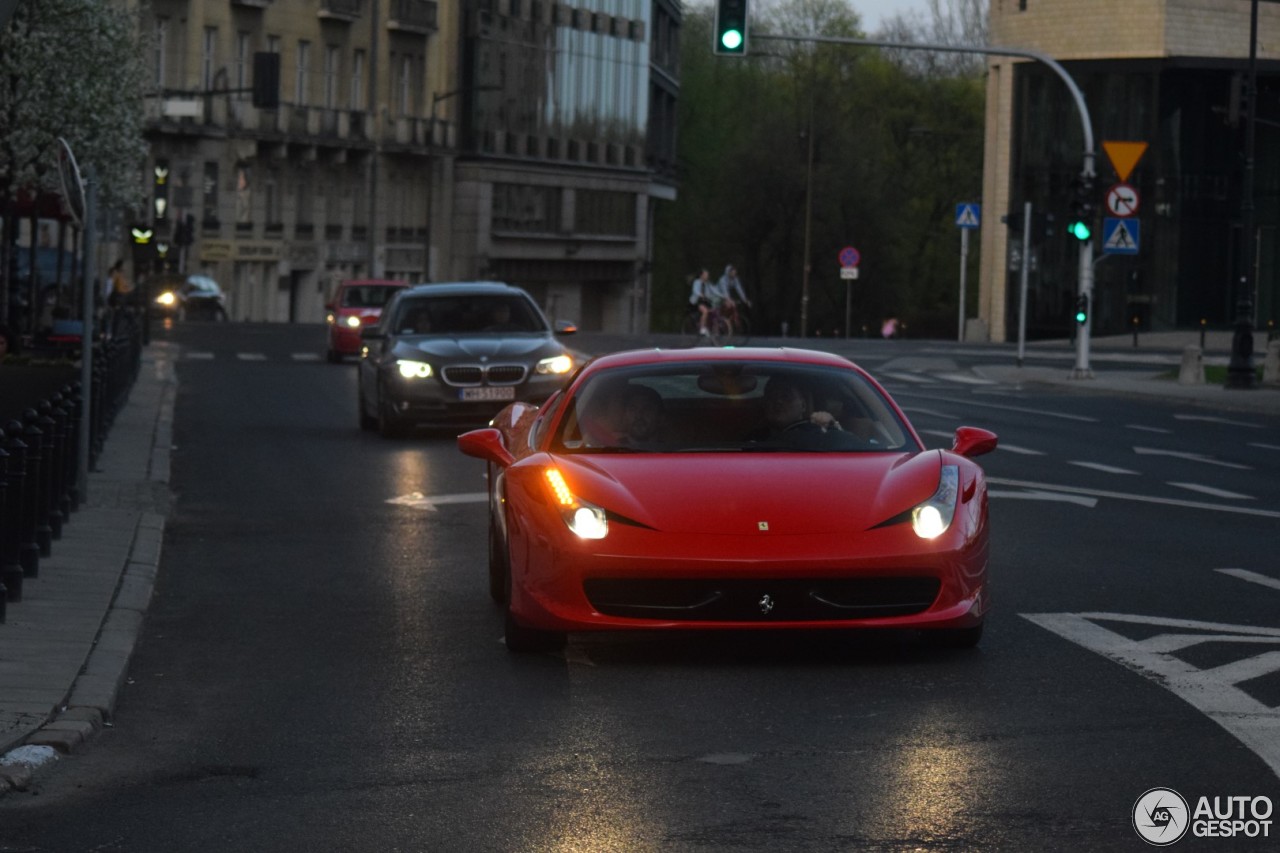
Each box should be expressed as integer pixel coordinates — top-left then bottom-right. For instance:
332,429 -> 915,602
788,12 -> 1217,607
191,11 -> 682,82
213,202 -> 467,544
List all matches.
681,303 -> 733,346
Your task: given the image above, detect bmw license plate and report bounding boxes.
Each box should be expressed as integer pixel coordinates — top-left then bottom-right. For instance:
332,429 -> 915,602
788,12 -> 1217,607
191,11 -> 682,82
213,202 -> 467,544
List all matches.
460,386 -> 515,402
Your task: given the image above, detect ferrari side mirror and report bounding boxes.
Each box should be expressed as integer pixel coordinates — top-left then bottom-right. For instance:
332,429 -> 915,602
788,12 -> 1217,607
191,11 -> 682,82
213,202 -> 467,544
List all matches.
952,426 -> 998,458
457,428 -> 515,467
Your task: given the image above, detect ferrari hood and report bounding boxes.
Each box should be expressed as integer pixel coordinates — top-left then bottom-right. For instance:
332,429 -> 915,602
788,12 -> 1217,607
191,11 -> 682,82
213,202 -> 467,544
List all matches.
555,452 -> 943,535
395,334 -> 556,360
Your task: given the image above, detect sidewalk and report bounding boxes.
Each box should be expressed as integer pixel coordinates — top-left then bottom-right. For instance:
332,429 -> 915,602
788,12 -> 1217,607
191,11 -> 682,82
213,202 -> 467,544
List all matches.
0,341 -> 176,792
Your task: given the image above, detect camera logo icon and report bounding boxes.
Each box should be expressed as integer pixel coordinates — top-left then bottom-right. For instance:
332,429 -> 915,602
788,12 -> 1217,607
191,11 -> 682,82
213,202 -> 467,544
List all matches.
1133,787 -> 1190,845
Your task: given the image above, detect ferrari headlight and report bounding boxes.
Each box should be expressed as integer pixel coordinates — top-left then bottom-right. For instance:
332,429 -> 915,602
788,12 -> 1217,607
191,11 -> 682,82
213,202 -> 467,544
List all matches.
396,359 -> 433,379
344,315 -> 361,328
544,468 -> 608,539
536,354 -> 574,375
911,465 -> 959,540
156,291 -> 177,307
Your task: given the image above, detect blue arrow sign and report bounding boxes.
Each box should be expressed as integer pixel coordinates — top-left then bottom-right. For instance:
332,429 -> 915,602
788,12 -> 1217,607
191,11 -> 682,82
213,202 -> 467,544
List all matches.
955,203 -> 981,229
1102,218 -> 1140,255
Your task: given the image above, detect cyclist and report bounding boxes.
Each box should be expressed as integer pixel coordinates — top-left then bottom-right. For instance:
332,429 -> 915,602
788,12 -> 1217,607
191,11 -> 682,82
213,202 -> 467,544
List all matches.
688,268 -> 719,336
716,264 -> 751,329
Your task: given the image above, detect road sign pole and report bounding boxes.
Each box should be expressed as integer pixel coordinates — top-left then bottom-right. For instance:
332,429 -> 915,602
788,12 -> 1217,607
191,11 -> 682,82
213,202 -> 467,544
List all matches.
958,227 -> 969,342
1017,201 -> 1031,367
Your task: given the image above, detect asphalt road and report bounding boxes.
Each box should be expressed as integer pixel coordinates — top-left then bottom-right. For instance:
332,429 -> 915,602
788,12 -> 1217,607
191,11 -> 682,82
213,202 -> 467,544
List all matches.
2,322 -> 1278,852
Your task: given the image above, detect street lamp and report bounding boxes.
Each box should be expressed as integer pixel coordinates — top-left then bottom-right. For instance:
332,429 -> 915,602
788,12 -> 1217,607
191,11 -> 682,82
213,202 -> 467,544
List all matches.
1227,0 -> 1260,389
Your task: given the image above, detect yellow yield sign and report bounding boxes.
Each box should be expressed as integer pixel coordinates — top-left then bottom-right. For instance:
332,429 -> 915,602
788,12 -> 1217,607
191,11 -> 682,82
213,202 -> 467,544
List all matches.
1102,141 -> 1148,182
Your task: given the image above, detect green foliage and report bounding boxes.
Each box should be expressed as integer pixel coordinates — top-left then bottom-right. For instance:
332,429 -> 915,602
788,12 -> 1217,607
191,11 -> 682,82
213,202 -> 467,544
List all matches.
0,0 -> 150,213
653,0 -> 986,338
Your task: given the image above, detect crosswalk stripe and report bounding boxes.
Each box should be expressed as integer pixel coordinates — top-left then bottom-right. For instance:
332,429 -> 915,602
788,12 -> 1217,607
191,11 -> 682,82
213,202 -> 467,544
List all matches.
1167,481 -> 1253,500
236,353 -> 267,361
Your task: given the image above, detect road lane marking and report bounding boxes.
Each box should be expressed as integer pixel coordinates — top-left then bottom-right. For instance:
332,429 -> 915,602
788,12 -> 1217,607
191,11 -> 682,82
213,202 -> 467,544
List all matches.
1069,461 -> 1140,475
236,352 -> 267,361
987,477 -> 1280,519
894,391 -> 1098,422
1174,414 -> 1263,429
992,442 -> 1044,456
936,372 -> 997,385
386,491 -> 487,511
1126,424 -> 1172,434
1133,446 -> 1252,470
1217,568 -> 1280,592
1166,482 -> 1254,500
292,353 -> 322,362
1023,611 -> 1280,779
1250,442 -> 1280,452
880,371 -> 937,384
186,352 -> 214,360
901,407 -> 960,420
988,489 -> 1097,508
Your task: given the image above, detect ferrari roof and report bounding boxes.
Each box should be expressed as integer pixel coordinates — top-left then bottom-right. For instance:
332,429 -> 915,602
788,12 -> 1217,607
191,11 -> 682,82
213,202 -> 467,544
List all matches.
583,347 -> 860,371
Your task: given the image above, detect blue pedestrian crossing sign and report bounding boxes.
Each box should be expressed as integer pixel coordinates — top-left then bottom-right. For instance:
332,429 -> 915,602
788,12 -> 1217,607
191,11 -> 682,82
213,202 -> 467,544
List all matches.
955,203 -> 981,229
1102,218 -> 1140,255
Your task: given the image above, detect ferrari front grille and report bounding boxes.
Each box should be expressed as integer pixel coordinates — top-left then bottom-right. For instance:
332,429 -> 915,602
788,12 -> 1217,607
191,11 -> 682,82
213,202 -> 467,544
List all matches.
583,577 -> 941,622
441,364 -> 528,387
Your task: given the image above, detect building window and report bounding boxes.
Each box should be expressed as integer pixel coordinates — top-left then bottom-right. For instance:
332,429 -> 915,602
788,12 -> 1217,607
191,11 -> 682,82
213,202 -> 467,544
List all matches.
296,40 -> 311,106
351,49 -> 365,111
201,27 -> 218,91
575,190 -> 635,237
492,183 -> 562,233
202,161 -> 220,228
324,46 -> 340,109
235,32 -> 251,100
399,55 -> 412,116
154,17 -> 167,88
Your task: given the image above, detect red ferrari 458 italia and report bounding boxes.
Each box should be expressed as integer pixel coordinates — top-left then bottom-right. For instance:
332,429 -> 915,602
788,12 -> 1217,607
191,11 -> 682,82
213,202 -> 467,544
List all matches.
458,348 -> 998,653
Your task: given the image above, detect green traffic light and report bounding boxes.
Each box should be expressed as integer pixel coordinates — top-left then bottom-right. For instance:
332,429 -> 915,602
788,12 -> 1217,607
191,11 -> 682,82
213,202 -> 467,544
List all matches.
720,28 -> 743,50
1068,220 -> 1091,241
1075,310 -> 1087,323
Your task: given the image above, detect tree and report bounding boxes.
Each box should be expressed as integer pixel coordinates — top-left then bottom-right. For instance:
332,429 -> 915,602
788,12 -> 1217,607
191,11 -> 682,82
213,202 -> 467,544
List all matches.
652,0 -> 985,338
0,0 -> 149,324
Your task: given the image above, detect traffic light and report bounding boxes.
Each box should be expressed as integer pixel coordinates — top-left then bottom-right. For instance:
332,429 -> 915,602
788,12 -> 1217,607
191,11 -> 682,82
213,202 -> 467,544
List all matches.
1074,294 -> 1089,325
714,0 -> 748,55
1068,176 -> 1095,241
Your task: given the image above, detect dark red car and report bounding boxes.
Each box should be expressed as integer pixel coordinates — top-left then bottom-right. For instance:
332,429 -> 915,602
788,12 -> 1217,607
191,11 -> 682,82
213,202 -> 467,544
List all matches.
458,347 -> 998,653
324,279 -> 406,362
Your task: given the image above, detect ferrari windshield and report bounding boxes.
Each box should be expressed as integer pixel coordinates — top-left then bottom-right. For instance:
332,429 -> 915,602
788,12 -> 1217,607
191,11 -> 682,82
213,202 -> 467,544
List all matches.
386,294 -> 547,336
554,362 -> 917,453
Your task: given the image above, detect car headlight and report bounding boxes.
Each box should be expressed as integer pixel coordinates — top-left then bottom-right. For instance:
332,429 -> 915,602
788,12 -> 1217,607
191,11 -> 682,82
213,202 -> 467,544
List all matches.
325,312 -> 335,325
535,354 -> 574,375
344,315 -> 361,328
396,359 -> 433,379
544,468 -> 607,539
156,292 -> 177,307
911,465 -> 958,540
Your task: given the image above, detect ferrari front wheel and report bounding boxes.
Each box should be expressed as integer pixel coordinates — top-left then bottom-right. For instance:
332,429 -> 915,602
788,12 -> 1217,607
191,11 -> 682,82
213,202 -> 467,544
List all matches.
504,610 -> 565,654
488,513 -> 508,603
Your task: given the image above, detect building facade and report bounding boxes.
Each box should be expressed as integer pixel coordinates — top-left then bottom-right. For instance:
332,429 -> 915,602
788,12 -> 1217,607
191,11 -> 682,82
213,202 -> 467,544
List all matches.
978,0 -> 1279,342
139,0 -> 679,330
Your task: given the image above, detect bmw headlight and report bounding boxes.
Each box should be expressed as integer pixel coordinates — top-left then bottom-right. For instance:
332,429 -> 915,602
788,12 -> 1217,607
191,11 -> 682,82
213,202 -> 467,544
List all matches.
911,465 -> 959,540
544,468 -> 608,539
396,359 -> 433,379
535,354 -> 574,375
344,315 -> 362,328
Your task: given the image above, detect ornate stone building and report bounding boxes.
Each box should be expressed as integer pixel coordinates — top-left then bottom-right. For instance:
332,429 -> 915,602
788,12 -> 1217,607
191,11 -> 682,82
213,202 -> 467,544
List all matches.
140,0 -> 680,329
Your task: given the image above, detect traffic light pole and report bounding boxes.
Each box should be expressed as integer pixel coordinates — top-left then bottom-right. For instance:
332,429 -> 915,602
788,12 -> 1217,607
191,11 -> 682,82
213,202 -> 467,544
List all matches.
750,34 -> 1097,375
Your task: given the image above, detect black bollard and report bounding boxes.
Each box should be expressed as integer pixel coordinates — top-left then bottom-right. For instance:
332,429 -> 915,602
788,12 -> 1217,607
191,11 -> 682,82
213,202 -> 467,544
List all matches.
5,422 -> 39,579
66,381 -> 83,512
0,428 -> 16,610
23,410 -> 54,555
45,396 -> 71,527
35,402 -> 64,540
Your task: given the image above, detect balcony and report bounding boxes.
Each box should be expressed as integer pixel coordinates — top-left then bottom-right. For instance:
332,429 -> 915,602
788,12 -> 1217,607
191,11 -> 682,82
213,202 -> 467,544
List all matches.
387,0 -> 437,34
318,0 -> 362,22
